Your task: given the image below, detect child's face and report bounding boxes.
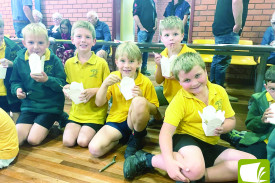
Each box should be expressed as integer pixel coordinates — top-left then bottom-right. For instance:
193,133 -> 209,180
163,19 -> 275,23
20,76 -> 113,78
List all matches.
265,82 -> 275,100
178,65 -> 208,95
72,28 -> 95,53
161,28 -> 184,51
0,27 -> 4,46
115,54 -> 141,78
22,33 -> 49,57
61,24 -> 69,34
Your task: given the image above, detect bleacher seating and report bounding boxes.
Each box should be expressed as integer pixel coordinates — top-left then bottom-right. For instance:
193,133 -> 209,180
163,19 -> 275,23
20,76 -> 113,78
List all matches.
192,39 -> 257,66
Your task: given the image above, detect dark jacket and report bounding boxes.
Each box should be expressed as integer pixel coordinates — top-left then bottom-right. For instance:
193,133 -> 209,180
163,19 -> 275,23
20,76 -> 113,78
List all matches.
3,36 -> 22,105
240,91 -> 275,145
10,48 -> 66,114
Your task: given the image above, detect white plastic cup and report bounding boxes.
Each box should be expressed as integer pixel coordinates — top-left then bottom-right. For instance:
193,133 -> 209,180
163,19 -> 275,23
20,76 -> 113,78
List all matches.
0,66 -> 7,79
268,103 -> 275,124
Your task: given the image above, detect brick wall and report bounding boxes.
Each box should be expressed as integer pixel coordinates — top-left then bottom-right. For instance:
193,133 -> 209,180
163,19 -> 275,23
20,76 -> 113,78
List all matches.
192,0 -> 275,45
1,0 -> 113,38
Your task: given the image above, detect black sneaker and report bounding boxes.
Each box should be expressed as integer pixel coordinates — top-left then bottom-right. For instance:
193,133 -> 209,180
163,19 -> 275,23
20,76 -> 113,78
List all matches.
148,118 -> 163,129
124,134 -> 145,159
123,150 -> 152,179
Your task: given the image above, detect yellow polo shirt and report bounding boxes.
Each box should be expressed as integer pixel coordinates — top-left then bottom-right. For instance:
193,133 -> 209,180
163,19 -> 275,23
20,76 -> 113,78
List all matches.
159,44 -> 196,103
65,52 -> 110,124
164,81 -> 235,145
0,41 -> 6,96
106,71 -> 159,123
0,108 -> 19,159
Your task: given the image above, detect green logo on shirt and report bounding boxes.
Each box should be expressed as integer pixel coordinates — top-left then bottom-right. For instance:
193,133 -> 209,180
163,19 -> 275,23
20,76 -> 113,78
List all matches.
90,69 -> 98,78
45,65 -> 53,74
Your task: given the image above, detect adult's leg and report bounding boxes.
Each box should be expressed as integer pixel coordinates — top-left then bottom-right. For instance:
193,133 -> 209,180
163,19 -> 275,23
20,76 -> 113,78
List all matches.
210,32 -> 240,87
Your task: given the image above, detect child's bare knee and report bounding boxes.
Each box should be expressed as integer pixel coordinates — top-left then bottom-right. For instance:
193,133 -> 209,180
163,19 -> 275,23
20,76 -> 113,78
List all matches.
77,138 -> 89,148
187,163 -> 205,181
27,137 -> 42,146
63,138 -> 76,147
131,97 -> 148,112
89,144 -> 103,158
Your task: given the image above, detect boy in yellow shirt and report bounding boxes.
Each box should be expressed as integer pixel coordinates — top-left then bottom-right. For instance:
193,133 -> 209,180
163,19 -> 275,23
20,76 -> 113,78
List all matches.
62,21 -> 110,148
124,52 -> 255,182
0,108 -> 19,168
89,42 -> 159,158
150,16 -> 196,125
0,18 -> 21,122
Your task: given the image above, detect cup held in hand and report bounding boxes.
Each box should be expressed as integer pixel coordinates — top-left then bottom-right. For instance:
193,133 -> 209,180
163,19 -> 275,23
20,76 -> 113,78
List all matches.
0,65 -> 7,79
29,54 -> 45,76
268,103 -> 275,124
160,55 -> 177,77
199,105 -> 225,136
119,77 -> 135,100
66,82 -> 85,104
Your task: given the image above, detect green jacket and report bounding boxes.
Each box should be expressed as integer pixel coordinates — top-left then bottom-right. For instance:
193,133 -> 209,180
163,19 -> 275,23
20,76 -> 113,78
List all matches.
240,90 -> 275,145
3,36 -> 22,104
10,48 -> 66,114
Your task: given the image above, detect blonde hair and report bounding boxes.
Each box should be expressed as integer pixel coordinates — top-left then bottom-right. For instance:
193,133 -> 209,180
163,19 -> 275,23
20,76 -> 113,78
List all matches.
87,10 -> 98,19
172,52 -> 205,81
22,23 -> 48,41
115,42 -> 142,63
159,16 -> 184,35
71,20 -> 96,39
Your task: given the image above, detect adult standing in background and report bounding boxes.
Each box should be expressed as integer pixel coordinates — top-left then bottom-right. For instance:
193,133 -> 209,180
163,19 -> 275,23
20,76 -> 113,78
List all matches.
211,0 -> 249,102
163,0 -> 190,42
133,0 -> 157,76
11,0 -> 35,38
87,10 -> 111,61
261,11 -> 275,64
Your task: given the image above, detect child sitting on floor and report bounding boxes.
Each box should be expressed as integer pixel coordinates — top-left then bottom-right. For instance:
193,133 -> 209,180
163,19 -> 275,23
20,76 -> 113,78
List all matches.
123,52 -> 255,182
89,41 -> 159,158
10,23 -> 66,146
62,20 -> 110,148
0,108 -> 19,169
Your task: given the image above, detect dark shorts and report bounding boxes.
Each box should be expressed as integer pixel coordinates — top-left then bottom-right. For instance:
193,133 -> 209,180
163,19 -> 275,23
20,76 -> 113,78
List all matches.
68,120 -> 103,132
106,120 -> 132,144
173,134 -> 228,168
16,111 -> 60,130
0,96 -> 21,113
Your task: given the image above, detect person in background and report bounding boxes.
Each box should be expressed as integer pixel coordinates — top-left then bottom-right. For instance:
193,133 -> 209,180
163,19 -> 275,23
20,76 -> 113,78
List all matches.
133,0 -> 157,76
86,10 -> 111,61
0,108 -> 19,169
0,18 -> 22,122
11,0 -> 35,38
10,23 -> 66,146
32,9 -> 46,29
261,11 -> 275,64
55,19 -> 75,65
48,12 -> 63,39
62,20 -> 110,148
211,0 -> 249,102
163,0 -> 191,43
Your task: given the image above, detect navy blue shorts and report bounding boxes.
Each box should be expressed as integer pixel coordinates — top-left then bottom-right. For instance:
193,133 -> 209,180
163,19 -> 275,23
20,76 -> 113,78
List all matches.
172,134 -> 227,168
16,111 -> 60,130
0,96 -> 21,113
106,120 -> 132,144
68,120 -> 103,132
